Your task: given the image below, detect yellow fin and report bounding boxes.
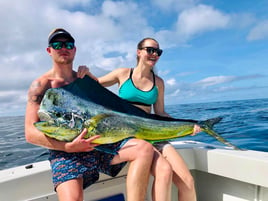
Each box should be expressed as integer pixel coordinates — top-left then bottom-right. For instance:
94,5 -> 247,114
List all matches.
84,113 -> 113,138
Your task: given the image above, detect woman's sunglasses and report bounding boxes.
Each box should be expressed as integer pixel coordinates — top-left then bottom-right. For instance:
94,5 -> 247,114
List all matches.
49,41 -> 75,50
140,47 -> 163,56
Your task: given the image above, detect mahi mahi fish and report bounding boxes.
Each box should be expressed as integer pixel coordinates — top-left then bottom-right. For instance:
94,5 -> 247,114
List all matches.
34,76 -> 240,150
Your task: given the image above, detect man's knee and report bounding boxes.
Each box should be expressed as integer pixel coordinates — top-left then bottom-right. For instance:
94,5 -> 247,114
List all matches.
56,178 -> 83,201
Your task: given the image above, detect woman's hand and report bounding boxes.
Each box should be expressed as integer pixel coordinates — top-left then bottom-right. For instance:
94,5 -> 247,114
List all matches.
77,65 -> 98,81
191,124 -> 201,136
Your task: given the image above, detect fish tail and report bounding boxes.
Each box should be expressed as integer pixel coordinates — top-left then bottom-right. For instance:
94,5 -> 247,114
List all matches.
202,117 -> 223,128
201,117 -> 241,150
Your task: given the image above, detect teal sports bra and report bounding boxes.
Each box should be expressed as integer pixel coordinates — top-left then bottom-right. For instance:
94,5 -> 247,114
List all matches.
119,68 -> 158,106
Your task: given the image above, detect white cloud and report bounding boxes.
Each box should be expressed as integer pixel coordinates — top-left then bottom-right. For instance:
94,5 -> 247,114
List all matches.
154,4 -> 232,47
0,90 -> 27,116
0,0 -> 267,115
153,0 -> 199,11
102,0 -> 134,18
166,78 -> 177,86
158,69 -> 171,77
193,74 -> 265,88
176,4 -> 231,38
247,20 -> 268,41
170,89 -> 181,97
0,0 -> 155,116
229,13 -> 256,29
177,71 -> 198,77
163,73 -> 267,105
195,75 -> 236,88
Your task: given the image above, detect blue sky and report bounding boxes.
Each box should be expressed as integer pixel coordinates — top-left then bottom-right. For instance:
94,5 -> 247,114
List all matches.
0,0 -> 268,116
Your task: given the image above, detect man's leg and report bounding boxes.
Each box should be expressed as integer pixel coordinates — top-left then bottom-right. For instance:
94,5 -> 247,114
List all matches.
49,150 -> 100,201
56,178 -> 84,201
111,139 -> 154,201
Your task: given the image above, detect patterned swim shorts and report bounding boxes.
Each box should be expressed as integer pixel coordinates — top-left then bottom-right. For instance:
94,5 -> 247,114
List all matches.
49,140 -> 128,190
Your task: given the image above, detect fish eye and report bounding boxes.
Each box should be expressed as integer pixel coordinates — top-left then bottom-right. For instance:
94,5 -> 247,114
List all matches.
55,112 -> 62,118
64,113 -> 72,120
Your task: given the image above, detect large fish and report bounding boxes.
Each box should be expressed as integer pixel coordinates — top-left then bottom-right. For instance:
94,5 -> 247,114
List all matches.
34,76 -> 240,150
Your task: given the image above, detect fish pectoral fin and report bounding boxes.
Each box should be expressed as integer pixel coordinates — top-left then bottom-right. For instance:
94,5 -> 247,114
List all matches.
84,113 -> 112,128
83,113 -> 114,138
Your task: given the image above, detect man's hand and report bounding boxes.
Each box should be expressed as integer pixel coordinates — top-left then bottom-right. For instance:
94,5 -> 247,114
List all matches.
77,65 -> 98,81
65,128 -> 100,152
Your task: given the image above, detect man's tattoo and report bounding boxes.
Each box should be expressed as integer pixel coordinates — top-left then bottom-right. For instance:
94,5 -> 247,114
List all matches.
30,81 -> 41,89
28,81 -> 44,104
29,94 -> 43,103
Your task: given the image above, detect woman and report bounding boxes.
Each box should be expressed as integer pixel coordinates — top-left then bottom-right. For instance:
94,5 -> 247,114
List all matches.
79,38 -> 198,201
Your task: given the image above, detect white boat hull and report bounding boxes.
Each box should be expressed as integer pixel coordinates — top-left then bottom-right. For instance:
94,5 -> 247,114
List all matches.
1,141 -> 268,201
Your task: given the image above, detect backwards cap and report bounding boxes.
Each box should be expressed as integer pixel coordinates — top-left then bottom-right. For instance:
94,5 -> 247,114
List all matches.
48,28 -> 75,45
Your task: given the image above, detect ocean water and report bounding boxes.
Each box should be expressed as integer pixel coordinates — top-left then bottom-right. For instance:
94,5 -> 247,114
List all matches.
0,98 -> 268,171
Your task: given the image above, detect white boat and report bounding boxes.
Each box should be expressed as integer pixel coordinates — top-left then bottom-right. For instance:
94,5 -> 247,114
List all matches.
1,141 -> 268,201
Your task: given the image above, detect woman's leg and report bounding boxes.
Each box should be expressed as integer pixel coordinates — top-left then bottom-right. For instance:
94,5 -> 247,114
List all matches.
111,139 -> 154,201
150,148 -> 173,201
162,145 -> 197,201
56,178 -> 84,201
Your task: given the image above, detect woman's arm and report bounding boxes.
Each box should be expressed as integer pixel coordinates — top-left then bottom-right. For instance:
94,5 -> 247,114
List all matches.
153,76 -> 201,135
77,66 -> 130,87
98,68 -> 121,87
153,76 -> 170,117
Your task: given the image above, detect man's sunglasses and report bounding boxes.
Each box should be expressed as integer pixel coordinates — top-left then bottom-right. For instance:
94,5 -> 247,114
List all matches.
49,41 -> 75,50
140,47 -> 163,56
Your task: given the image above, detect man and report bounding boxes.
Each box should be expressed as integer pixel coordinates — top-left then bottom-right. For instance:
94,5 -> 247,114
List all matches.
25,28 -> 154,201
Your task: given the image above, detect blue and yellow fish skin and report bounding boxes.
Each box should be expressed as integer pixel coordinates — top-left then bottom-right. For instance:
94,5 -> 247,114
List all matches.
34,87 -> 240,150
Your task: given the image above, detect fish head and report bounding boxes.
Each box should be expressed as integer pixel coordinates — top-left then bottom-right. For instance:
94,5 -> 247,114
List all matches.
34,121 -> 81,142
40,88 -> 70,112
38,110 -> 84,129
37,88 -> 86,130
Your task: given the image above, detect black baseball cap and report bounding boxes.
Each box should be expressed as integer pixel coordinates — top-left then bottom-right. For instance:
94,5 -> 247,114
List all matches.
48,28 -> 75,45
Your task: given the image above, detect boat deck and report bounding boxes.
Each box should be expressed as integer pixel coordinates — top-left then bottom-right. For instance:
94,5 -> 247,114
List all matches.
1,141 -> 268,201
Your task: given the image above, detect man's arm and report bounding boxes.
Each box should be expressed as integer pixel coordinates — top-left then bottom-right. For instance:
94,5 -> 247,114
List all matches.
24,79 -> 100,152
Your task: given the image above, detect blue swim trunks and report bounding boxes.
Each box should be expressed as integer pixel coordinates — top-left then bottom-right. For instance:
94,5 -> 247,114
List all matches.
49,140 -> 128,190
